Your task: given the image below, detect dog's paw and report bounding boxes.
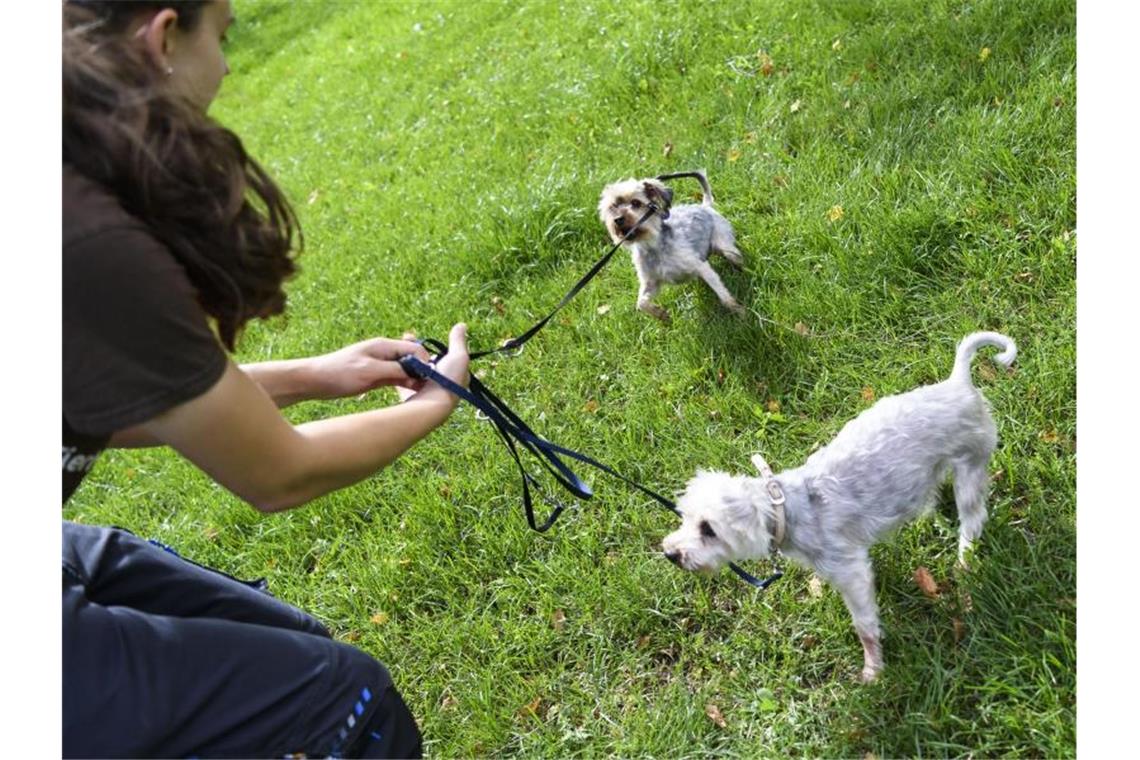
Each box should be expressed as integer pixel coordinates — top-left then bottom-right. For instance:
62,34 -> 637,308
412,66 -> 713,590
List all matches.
859,666 -> 881,684
726,300 -> 747,317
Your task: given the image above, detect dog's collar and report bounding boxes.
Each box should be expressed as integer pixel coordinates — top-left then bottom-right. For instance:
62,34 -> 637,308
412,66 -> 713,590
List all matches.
750,453 -> 786,548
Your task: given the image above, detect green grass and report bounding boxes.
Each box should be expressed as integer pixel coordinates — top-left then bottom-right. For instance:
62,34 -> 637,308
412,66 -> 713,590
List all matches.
65,0 -> 1075,755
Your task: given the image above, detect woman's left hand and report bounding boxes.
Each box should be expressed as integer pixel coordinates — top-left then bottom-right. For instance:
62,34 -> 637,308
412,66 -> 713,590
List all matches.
311,336 -> 433,399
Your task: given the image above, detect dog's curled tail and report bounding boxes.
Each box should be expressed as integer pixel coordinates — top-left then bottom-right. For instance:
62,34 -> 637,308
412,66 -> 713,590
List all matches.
658,169 -> 714,206
950,331 -> 1017,384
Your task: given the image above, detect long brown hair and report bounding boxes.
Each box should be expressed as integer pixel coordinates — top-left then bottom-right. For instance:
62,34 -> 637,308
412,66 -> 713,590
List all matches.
63,0 -> 300,351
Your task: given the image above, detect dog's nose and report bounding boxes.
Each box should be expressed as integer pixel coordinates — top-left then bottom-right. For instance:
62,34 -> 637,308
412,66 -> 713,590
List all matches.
615,217 -> 629,232
664,550 -> 683,567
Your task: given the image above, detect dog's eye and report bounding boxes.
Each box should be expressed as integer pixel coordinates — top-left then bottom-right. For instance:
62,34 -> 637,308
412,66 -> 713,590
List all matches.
631,199 -> 643,209
699,520 -> 717,539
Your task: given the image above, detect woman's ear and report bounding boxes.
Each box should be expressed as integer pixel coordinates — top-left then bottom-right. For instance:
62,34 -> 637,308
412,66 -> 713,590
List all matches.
135,8 -> 180,73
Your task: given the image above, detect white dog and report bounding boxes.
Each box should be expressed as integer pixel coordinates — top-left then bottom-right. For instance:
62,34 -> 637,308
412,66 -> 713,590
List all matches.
661,332 -> 1017,682
597,171 -> 745,322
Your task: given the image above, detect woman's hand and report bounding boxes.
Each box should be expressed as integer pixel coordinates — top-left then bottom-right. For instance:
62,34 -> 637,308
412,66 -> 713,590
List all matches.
309,336 -> 434,400
397,323 -> 470,408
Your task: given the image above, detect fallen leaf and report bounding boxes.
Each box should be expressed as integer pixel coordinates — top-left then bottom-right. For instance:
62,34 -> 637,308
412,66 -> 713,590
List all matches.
808,575 -> 824,598
951,617 -> 966,644
203,526 -> 219,541
959,589 -> 974,612
727,148 -> 742,162
979,46 -> 991,62
583,399 -> 599,413
914,567 -> 940,599
551,609 -> 566,632
636,634 -> 652,649
978,362 -> 997,382
832,38 -> 843,51
790,99 -> 802,113
801,633 -> 819,650
491,296 -> 506,315
518,696 -> 543,719
662,142 -> 674,157
716,368 -> 726,385
757,51 -> 775,77
440,694 -> 458,710
1015,271 -> 1034,283
1039,429 -> 1061,445
766,398 -> 781,413
827,204 -> 845,222
744,130 -> 758,144
861,386 -> 875,402
705,702 -> 728,728
343,630 -> 362,642
369,611 -> 390,625
307,190 -> 320,205
772,174 -> 789,188
597,303 -> 611,315
844,99 -> 852,109
439,484 -> 451,498
794,321 -> 810,336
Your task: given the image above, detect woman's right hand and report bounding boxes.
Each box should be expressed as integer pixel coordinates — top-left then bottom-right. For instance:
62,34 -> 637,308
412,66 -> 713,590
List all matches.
402,323 -> 470,409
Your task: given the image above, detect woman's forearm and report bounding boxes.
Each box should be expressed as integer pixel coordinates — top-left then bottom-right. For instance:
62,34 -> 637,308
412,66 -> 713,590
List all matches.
239,358 -> 320,408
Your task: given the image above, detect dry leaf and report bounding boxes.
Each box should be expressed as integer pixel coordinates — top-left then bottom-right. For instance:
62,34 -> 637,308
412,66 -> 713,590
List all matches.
203,526 -> 219,541
844,99 -> 852,109
491,296 -> 506,315
959,589 -> 974,613
343,630 -> 362,642
861,386 -> 875,403
794,321 -> 810,336
662,142 -> 674,157
951,617 -> 966,644
808,575 -> 824,598
1039,429 -> 1061,445
766,398 -> 781,413
832,38 -> 843,51
757,51 -> 774,76
979,46 -> 991,62
828,204 -> 845,222
551,609 -> 566,632
773,174 -> 789,188
518,696 -> 543,719
744,130 -> 758,144
705,702 -> 728,728
914,567 -> 940,599
597,303 -> 611,315
583,399 -> 599,414
636,634 -> 652,649
727,148 -> 742,162
440,694 -> 458,710
790,99 -> 802,113
716,368 -> 726,385
369,611 -> 390,625
801,633 -> 819,650
307,190 -> 320,205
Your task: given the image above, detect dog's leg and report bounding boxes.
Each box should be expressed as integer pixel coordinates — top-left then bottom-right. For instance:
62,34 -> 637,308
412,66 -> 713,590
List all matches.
710,220 -> 744,269
636,280 -> 670,323
953,455 -> 991,567
823,555 -> 883,683
694,261 -> 745,315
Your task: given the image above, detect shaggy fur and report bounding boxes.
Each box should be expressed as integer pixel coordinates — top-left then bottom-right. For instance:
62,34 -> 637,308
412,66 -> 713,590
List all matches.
661,332 -> 1017,682
597,171 -> 745,322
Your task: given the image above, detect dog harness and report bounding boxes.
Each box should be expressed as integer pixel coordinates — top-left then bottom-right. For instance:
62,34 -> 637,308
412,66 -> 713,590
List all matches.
751,453 -> 787,548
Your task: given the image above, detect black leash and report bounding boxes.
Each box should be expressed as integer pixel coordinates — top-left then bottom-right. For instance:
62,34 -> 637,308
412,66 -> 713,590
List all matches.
399,346 -> 782,590
400,172 -> 783,589
468,205 -> 660,360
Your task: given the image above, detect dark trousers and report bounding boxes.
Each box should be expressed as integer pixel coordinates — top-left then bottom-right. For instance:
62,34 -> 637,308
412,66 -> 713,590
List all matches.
62,521 -> 422,758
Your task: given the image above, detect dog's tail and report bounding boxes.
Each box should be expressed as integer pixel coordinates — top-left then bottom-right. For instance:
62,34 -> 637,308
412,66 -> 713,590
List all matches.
949,331 -> 1017,384
657,169 -> 714,206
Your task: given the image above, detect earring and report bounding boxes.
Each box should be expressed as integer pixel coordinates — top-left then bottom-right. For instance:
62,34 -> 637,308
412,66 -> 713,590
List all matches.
165,66 -> 174,76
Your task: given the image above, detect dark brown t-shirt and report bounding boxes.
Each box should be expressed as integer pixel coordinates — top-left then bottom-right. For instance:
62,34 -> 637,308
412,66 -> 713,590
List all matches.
63,166 -> 227,503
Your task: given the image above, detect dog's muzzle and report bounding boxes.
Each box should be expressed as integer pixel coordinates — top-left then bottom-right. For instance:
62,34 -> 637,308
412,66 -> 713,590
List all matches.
664,550 -> 683,567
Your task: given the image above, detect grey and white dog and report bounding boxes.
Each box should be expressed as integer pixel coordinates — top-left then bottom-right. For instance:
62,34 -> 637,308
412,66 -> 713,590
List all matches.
661,332 -> 1017,682
597,171 -> 745,322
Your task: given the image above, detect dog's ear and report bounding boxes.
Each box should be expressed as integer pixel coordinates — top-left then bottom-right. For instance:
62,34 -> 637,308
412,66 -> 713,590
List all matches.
643,180 -> 673,217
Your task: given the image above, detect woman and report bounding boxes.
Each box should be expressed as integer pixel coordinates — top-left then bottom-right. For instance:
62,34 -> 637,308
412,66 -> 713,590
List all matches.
62,1 -> 467,755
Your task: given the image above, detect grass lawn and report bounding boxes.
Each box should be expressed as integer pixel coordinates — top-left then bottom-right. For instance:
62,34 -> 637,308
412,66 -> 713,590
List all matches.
65,0 -> 1075,755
